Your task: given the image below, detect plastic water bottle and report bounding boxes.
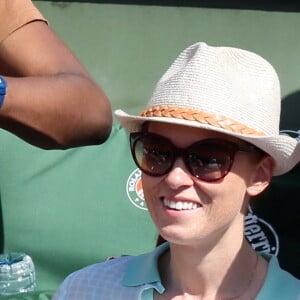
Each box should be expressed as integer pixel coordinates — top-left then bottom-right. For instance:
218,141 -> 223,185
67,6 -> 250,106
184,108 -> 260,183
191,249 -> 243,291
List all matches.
0,252 -> 36,295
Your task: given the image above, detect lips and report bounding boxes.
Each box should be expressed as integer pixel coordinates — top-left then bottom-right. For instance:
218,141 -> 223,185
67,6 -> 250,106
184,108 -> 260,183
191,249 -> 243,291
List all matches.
163,199 -> 200,211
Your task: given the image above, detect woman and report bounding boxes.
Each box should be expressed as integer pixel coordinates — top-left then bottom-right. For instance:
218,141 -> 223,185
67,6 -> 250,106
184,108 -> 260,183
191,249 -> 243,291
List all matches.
53,42 -> 300,299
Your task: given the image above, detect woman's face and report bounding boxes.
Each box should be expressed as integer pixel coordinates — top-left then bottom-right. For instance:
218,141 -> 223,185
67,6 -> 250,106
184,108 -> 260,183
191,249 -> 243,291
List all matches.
141,122 -> 271,246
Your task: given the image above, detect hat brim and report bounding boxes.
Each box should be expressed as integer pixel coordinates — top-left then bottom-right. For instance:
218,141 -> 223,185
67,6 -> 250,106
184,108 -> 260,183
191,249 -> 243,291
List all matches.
115,109 -> 300,176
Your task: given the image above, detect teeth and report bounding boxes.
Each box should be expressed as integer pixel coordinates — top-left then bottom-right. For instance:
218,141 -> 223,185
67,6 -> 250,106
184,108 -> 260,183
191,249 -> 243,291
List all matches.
163,199 -> 199,210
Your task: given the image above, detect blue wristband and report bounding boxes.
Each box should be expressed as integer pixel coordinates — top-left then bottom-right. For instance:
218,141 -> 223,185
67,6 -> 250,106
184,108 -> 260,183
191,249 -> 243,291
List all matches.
0,76 -> 7,109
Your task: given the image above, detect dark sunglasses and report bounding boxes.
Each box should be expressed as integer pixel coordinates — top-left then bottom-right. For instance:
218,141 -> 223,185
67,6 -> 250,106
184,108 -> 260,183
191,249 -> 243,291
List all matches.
130,132 -> 258,182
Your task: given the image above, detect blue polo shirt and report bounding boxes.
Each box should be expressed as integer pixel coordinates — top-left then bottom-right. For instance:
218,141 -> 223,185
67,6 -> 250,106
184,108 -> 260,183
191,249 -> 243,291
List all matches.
53,243 -> 300,299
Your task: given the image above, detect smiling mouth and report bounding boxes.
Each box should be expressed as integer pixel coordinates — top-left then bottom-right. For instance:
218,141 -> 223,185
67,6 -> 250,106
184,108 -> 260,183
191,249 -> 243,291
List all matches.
163,199 -> 200,211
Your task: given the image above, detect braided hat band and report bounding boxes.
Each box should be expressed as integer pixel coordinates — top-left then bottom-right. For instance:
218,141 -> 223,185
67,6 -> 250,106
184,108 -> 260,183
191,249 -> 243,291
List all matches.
140,105 -> 265,136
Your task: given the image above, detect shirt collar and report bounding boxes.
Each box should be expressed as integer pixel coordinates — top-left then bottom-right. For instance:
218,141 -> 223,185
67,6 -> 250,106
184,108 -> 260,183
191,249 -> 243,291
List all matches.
122,246 -> 298,298
122,242 -> 169,292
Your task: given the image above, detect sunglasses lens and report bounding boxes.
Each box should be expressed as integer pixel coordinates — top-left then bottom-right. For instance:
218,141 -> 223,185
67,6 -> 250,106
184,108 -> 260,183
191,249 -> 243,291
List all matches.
132,134 -> 173,176
186,142 -> 234,181
130,133 -> 236,181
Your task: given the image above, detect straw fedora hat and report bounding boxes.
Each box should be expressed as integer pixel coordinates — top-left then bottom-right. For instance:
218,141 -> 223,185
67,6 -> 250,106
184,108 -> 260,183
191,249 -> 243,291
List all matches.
115,42 -> 300,175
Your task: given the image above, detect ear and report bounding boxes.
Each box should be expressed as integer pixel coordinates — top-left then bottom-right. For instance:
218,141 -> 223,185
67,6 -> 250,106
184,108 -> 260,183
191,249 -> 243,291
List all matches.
246,156 -> 274,197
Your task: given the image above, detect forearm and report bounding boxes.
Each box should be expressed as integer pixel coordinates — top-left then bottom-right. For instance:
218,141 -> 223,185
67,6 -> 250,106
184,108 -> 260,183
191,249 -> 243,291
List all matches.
0,74 -> 112,149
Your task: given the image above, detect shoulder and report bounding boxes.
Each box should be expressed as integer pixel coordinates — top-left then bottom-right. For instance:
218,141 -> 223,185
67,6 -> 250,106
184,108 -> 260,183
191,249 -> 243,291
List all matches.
0,0 -> 47,41
65,255 -> 132,286
53,256 -> 137,300
258,255 -> 300,299
53,245 -> 169,300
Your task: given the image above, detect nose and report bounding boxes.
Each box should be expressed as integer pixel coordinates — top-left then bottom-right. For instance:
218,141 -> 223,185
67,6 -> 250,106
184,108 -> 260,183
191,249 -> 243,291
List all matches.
164,158 -> 194,190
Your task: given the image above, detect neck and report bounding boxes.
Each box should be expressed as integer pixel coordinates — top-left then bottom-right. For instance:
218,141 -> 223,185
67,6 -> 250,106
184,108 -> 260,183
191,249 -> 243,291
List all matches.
158,239 -> 263,299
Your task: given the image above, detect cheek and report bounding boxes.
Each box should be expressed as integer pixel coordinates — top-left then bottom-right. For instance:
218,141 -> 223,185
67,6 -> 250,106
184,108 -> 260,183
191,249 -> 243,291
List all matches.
231,155 -> 259,184
141,174 -> 164,224
218,174 -> 249,215
141,173 -> 154,193
141,174 -> 160,204
198,174 -> 248,216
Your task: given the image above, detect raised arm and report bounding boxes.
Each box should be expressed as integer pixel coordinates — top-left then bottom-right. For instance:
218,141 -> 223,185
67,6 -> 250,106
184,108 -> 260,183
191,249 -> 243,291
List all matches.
0,11 -> 112,149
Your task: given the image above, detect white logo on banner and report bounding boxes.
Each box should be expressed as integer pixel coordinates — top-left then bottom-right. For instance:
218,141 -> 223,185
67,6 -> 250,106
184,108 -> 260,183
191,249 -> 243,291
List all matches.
280,129 -> 300,142
126,168 -> 147,210
244,206 -> 279,256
